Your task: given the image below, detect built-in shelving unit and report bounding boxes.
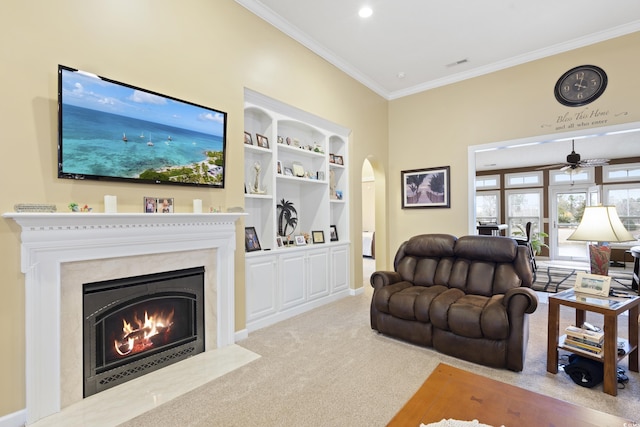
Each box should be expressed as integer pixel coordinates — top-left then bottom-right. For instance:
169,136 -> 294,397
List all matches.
243,89 -> 350,332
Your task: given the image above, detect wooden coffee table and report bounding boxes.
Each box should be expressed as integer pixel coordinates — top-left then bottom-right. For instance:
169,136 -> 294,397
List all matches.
387,363 -> 631,427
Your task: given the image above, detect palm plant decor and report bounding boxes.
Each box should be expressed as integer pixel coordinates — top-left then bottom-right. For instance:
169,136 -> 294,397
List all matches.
277,199 -> 298,237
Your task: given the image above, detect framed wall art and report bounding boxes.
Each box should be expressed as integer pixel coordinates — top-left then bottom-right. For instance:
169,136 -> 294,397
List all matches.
401,166 -> 450,209
244,131 -> 253,145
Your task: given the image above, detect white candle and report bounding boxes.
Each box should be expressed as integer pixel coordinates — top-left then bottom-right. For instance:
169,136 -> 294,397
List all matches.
193,199 -> 203,213
104,195 -> 117,213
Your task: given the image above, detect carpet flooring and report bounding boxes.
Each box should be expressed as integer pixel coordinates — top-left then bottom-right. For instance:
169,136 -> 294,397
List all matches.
118,259 -> 640,426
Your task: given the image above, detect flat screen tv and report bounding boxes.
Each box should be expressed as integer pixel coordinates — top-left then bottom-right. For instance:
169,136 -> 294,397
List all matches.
58,65 -> 227,188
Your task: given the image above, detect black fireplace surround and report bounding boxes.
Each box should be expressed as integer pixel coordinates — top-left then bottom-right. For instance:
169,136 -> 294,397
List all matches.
83,266 -> 205,397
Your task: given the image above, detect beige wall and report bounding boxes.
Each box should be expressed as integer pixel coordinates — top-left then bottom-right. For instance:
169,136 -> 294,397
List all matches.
2,0 -> 639,418
0,0 -> 388,415
388,32 -> 640,263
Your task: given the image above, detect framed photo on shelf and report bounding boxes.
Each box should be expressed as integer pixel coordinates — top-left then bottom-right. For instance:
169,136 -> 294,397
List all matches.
329,153 -> 335,163
256,134 -> 269,149
143,196 -> 157,213
401,166 -> 450,209
284,167 -> 293,177
334,155 -> 343,165
245,227 -> 262,252
292,162 -> 305,177
329,225 -> 339,241
158,197 -> 174,213
312,230 -> 325,244
276,236 -> 283,248
244,131 -> 253,145
574,272 -> 611,297
317,171 -> 325,180
295,235 -> 306,246
277,160 -> 283,174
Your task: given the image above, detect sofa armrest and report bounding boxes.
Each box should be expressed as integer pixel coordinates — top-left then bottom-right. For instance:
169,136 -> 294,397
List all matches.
370,271 -> 402,290
503,287 -> 538,314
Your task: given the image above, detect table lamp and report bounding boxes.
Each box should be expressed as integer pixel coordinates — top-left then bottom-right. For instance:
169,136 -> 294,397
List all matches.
567,205 -> 635,276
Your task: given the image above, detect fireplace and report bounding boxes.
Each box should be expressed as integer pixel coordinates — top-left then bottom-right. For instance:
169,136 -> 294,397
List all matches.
83,267 -> 205,397
4,212 -> 244,425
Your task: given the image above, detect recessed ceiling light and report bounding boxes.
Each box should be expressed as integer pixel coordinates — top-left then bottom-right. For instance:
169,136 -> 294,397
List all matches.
397,72 -> 406,79
359,6 -> 373,18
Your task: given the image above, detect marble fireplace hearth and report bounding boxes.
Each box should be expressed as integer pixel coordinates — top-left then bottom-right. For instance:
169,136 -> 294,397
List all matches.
4,213 -> 255,426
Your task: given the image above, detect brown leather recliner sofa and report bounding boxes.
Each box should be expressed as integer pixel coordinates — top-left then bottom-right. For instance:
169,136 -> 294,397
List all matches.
370,234 -> 538,371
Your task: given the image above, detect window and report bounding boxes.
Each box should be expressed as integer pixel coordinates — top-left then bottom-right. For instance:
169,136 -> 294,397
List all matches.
603,163 -> 640,183
549,169 -> 594,185
476,175 -> 500,190
603,183 -> 640,240
476,191 -> 500,224
505,189 -> 543,236
505,171 -> 542,188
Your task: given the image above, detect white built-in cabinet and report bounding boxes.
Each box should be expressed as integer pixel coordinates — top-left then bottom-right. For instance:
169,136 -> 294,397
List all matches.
243,89 -> 350,332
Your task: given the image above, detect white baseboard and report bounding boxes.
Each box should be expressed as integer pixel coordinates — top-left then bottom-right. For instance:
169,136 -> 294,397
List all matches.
234,328 -> 249,342
350,287 -> 364,296
0,409 -> 26,427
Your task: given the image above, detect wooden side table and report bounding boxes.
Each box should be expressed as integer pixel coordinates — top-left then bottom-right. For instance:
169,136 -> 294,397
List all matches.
547,289 -> 639,396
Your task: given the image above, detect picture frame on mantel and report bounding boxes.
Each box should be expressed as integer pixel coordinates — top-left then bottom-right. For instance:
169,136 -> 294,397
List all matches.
245,226 -> 261,252
401,166 -> 450,209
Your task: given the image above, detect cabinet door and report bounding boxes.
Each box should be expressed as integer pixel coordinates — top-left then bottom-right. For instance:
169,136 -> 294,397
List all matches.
330,245 -> 349,293
307,249 -> 329,300
245,255 -> 278,322
279,251 -> 306,309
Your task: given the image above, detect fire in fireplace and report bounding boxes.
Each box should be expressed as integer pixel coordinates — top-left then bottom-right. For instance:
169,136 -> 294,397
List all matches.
83,267 -> 205,397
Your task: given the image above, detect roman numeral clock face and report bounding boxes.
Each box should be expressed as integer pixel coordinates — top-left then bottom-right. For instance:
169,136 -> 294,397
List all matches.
554,65 -> 607,107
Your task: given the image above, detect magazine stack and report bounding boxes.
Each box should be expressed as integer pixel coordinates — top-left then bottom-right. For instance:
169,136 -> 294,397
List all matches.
564,325 -> 604,357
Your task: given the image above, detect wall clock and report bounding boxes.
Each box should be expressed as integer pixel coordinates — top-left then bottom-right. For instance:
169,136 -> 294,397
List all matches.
554,65 -> 607,107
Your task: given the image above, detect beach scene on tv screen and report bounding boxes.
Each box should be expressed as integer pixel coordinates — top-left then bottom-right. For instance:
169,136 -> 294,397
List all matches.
60,68 -> 226,186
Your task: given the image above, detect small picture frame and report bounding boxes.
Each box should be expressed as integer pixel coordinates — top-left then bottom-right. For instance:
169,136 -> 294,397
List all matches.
317,171 -> 325,180
256,134 -> 269,149
312,230 -> 325,244
295,235 -> 306,246
284,167 -> 294,176
244,131 -> 253,145
277,160 -> 283,174
143,196 -> 157,213
329,153 -> 335,163
334,155 -> 344,165
276,236 -> 283,248
158,198 -> 174,213
330,225 -> 339,241
574,272 -> 611,297
245,227 -> 262,252
292,162 -> 305,177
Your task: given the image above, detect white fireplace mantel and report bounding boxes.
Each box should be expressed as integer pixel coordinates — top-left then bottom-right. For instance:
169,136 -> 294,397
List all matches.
3,212 -> 245,425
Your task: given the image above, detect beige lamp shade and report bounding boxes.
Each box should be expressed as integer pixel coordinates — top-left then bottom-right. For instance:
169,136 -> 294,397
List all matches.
567,206 -> 635,243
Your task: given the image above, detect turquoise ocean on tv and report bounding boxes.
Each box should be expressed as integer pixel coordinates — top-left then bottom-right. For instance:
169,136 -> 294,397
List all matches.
61,104 -> 224,178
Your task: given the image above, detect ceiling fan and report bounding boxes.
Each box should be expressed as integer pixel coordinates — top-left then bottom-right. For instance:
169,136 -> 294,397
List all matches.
537,139 -> 609,173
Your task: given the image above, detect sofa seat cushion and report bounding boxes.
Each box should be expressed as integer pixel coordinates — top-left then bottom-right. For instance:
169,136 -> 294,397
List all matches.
374,284 -> 448,321
432,293 -> 509,340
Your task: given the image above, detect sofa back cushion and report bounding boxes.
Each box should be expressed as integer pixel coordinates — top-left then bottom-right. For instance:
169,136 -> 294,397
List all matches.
393,234 -> 532,297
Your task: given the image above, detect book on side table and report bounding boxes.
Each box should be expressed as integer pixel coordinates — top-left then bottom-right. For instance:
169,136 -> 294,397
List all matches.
563,325 -> 603,357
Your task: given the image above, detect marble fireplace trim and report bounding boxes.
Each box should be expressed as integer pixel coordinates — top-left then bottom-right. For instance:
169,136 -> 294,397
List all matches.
3,213 -> 244,425
59,249 -> 217,408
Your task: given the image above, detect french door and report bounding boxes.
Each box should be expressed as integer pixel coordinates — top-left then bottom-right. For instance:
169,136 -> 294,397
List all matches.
549,186 -> 599,261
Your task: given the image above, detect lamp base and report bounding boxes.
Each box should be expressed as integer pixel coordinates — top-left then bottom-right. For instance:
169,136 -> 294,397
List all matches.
589,244 -> 611,276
